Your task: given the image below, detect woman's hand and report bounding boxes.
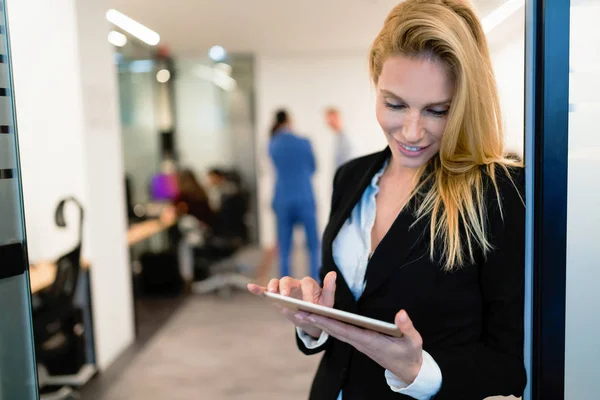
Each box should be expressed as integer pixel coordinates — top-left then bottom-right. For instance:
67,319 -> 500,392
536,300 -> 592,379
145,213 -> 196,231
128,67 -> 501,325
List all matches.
307,310 -> 424,384
247,271 -> 337,339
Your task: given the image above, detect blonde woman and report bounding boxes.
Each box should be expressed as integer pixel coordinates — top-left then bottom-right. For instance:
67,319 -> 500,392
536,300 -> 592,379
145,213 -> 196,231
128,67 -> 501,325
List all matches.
249,0 -> 526,398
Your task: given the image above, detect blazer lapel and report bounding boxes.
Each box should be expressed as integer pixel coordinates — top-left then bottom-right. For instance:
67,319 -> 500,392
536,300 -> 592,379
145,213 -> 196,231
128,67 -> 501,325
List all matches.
359,186 -> 430,301
327,148 -> 391,241
323,148 -> 390,305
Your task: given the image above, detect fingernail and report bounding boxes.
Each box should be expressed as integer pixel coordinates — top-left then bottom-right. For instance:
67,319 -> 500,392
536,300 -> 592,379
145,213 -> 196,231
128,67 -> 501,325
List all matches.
295,313 -> 305,321
307,316 -> 316,323
399,311 -> 408,322
281,290 -> 288,296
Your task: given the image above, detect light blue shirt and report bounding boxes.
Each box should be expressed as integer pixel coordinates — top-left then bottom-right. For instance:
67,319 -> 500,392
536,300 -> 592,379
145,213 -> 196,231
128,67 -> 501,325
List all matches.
298,161 -> 442,400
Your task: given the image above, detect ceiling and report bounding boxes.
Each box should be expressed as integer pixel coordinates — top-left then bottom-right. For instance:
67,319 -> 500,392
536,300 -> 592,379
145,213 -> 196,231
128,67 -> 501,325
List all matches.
106,0 -> 512,56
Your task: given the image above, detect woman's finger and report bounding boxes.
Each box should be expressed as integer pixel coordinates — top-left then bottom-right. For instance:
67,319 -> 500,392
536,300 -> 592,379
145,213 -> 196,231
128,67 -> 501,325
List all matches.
279,276 -> 298,296
320,271 -> 337,307
310,315 -> 366,343
247,283 -> 266,296
295,311 -> 311,320
300,277 -> 321,303
280,308 -> 311,327
266,278 -> 280,293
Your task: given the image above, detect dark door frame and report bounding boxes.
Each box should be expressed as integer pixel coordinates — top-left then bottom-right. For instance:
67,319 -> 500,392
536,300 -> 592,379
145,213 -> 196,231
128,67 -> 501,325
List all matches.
524,0 -> 571,398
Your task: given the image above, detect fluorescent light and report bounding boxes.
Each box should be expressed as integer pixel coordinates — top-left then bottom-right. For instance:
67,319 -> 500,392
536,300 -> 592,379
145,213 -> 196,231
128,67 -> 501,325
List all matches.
156,69 -> 171,83
106,9 -> 160,46
108,30 -> 127,47
482,0 -> 524,33
208,45 -> 227,62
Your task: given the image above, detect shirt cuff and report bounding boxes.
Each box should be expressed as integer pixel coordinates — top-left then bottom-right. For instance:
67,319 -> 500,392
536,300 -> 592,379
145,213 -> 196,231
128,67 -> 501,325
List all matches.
384,350 -> 442,400
296,327 -> 329,349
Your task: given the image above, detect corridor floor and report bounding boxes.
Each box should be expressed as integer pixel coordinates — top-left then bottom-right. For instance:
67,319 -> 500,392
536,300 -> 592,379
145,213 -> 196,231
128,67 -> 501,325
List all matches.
96,292 -> 319,400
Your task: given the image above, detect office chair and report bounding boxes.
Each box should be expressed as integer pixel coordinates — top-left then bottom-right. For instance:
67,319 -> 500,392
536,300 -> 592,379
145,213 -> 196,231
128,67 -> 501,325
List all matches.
38,364 -> 80,400
34,198 -> 86,398
190,177 -> 253,296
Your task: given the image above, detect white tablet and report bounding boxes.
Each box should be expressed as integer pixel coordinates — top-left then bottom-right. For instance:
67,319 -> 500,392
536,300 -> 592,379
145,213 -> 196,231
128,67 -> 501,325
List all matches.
263,291 -> 403,338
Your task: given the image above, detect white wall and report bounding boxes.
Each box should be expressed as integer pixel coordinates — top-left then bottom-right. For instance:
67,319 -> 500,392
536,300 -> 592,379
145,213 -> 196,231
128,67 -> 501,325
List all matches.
488,9 -> 526,157
8,0 -> 134,370
255,52 -> 386,246
491,39 -> 525,155
9,0 -> 88,261
74,0 -> 135,370
255,27 -> 527,247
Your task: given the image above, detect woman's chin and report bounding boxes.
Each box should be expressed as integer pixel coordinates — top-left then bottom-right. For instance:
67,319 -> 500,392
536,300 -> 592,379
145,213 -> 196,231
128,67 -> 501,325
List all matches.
390,150 -> 434,170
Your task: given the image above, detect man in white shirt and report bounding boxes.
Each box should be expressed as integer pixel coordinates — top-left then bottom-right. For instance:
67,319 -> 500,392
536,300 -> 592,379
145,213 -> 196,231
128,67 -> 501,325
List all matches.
325,107 -> 354,169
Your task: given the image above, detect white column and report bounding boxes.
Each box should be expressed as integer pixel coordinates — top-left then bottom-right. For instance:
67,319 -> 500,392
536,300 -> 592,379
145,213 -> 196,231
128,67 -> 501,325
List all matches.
8,0 -> 134,370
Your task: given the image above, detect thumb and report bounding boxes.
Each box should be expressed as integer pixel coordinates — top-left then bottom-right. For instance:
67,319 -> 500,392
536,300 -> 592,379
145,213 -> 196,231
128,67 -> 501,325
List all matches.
395,310 -> 420,343
319,271 -> 337,307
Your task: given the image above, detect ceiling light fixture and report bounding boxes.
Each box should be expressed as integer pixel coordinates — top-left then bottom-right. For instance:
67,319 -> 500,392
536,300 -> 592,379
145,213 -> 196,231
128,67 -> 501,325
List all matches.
481,0 -> 524,34
106,9 -> 160,46
208,45 -> 227,62
108,30 -> 127,47
156,69 -> 171,83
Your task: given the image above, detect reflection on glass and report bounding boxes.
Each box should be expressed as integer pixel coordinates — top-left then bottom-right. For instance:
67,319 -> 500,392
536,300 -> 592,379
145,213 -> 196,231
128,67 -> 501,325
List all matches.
117,41 -> 159,206
0,2 -> 39,398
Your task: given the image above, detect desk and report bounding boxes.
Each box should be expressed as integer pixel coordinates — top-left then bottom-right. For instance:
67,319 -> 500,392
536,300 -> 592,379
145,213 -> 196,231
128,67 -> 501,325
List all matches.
29,262 -> 57,294
127,218 -> 176,246
29,217 -> 174,293
29,260 -> 91,294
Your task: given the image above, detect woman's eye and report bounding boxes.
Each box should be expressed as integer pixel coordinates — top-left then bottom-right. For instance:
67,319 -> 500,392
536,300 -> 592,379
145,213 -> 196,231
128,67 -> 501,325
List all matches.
428,109 -> 449,117
384,101 -> 405,110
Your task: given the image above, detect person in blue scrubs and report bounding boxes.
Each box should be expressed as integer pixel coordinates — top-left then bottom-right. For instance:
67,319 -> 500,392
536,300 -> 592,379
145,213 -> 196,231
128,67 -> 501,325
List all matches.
269,110 -> 320,280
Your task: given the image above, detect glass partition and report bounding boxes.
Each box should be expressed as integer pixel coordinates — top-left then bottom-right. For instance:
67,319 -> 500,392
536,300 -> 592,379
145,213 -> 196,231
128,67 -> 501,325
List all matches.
565,1 -> 600,398
0,2 -> 39,398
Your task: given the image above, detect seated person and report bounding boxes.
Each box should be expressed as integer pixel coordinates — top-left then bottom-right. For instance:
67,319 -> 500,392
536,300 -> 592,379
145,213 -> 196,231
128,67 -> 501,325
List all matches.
206,168 -> 239,212
174,169 -> 215,229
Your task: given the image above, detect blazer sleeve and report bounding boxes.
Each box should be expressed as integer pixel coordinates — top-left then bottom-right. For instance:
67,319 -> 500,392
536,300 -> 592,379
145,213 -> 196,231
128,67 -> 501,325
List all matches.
429,167 -> 527,399
295,164 -> 346,356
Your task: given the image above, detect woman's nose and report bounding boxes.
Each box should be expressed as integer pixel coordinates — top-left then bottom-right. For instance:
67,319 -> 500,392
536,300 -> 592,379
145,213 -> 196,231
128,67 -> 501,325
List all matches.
402,112 -> 425,143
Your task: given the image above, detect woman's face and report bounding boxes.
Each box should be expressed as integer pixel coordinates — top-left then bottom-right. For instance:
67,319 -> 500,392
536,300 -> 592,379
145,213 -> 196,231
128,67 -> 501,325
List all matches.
376,55 -> 454,170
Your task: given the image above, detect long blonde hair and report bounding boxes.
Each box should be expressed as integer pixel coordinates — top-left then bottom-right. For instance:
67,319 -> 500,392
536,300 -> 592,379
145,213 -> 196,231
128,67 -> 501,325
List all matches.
369,0 -> 520,270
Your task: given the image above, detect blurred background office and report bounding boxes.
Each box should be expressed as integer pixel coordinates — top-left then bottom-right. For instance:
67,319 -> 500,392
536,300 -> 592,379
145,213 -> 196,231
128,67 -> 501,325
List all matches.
0,0 -> 597,399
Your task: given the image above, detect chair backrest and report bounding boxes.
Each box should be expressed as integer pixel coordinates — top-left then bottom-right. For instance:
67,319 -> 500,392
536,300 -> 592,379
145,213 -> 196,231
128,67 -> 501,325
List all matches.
47,245 -> 81,304
48,196 -> 84,305
213,188 -> 250,242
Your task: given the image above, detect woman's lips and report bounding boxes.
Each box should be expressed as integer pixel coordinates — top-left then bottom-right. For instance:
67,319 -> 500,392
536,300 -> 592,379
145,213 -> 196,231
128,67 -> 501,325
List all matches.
395,140 -> 430,157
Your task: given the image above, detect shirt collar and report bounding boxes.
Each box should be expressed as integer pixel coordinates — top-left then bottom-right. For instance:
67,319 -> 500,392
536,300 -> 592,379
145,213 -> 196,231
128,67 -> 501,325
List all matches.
370,159 -> 389,191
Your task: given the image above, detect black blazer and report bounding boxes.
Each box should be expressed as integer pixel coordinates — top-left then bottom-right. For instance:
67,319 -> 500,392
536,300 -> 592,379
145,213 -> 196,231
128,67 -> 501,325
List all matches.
296,148 -> 526,400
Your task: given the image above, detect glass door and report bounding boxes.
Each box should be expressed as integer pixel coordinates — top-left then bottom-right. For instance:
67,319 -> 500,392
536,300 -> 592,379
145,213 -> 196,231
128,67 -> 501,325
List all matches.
0,2 -> 39,399
564,1 -> 600,398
